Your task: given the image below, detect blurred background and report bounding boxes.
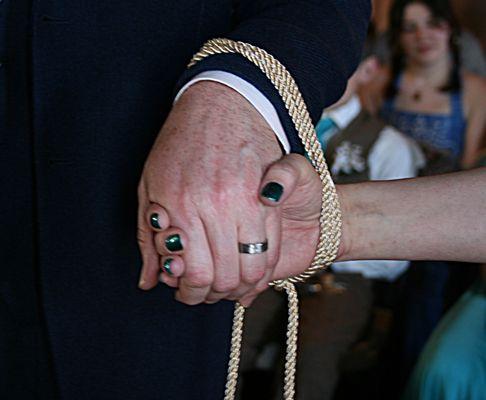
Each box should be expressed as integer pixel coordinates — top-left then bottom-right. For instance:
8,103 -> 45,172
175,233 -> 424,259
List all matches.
237,1 -> 486,399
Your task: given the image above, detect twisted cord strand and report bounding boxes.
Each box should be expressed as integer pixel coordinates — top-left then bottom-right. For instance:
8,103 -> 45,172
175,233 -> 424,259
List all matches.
224,303 -> 245,400
188,38 -> 342,400
281,282 -> 299,400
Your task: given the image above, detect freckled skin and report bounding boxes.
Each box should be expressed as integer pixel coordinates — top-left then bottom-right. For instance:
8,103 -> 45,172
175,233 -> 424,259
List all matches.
150,82 -> 280,221
138,81 -> 282,303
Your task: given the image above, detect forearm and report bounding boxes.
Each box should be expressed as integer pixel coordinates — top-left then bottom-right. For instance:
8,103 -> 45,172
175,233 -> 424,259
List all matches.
337,168 -> 486,263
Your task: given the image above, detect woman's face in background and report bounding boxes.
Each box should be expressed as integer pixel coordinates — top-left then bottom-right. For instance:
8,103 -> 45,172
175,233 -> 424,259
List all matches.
400,2 -> 451,67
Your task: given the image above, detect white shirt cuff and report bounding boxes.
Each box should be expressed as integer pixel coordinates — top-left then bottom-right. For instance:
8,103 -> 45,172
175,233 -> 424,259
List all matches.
175,71 -> 290,154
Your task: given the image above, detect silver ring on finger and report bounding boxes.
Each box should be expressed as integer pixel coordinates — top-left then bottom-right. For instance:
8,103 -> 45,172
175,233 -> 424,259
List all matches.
238,240 -> 268,255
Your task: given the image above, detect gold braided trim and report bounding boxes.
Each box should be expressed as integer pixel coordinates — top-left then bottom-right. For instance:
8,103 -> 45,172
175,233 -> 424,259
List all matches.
188,38 -> 342,400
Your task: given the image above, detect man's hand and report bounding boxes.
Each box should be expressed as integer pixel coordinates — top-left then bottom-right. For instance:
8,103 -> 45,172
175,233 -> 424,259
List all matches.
152,154 -> 328,307
137,81 -> 282,305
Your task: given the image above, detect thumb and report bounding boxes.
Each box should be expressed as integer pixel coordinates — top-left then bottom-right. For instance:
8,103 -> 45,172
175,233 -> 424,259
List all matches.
258,153 -> 313,206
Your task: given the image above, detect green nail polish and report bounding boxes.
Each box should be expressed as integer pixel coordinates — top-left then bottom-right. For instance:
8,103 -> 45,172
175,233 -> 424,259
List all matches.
163,258 -> 174,276
261,182 -> 284,202
150,213 -> 161,229
165,234 -> 183,252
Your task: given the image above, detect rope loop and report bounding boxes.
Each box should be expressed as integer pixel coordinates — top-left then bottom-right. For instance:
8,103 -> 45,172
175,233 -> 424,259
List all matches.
188,38 -> 342,400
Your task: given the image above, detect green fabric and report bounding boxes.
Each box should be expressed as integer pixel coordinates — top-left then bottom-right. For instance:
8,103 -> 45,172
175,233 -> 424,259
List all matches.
403,282 -> 486,400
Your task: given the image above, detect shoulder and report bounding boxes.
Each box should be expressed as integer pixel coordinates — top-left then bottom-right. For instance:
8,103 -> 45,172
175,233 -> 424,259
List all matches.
462,72 -> 486,97
462,72 -> 486,117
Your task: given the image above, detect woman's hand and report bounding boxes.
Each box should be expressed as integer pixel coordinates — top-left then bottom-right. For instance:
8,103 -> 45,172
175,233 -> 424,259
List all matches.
148,154 -> 326,307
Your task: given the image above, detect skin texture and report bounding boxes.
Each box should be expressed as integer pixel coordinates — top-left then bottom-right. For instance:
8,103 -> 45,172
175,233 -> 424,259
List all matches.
156,155 -> 486,307
137,81 -> 283,305
153,154 -> 322,307
259,161 -> 486,264
335,167 -> 486,263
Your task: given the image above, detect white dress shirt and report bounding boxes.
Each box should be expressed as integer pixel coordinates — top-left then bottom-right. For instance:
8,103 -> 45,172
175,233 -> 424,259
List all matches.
176,71 -> 291,152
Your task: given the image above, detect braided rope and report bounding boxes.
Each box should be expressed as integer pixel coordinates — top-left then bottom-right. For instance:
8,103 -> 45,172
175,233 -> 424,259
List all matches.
189,38 -> 342,400
280,282 -> 299,399
224,303 -> 245,400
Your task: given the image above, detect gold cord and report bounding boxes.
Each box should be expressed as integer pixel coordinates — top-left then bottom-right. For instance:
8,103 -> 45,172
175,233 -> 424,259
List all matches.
189,38 -> 342,400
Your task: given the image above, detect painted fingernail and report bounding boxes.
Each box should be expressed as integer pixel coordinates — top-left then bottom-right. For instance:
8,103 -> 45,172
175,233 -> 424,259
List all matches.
260,182 -> 284,202
165,234 -> 183,252
162,258 -> 174,276
150,213 -> 161,229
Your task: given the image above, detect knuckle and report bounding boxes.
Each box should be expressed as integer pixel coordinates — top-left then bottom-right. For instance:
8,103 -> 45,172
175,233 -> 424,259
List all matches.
213,278 -> 239,293
273,165 -> 292,182
205,293 -> 223,303
180,193 -> 197,215
154,235 -> 167,250
178,295 -> 202,306
192,193 -> 231,218
185,299 -> 202,306
184,268 -> 212,288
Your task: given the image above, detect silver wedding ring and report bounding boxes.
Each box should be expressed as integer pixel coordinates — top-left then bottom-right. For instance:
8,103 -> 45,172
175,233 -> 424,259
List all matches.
238,240 -> 268,255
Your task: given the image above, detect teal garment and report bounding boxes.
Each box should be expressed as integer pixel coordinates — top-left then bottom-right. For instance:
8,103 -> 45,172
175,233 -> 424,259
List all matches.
315,117 -> 338,150
403,282 -> 486,400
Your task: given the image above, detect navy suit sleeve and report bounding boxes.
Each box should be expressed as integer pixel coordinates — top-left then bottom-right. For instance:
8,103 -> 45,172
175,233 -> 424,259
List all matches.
176,0 -> 371,153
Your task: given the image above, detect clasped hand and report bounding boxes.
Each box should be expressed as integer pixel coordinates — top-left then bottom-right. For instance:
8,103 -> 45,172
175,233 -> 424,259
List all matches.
137,82 -> 321,306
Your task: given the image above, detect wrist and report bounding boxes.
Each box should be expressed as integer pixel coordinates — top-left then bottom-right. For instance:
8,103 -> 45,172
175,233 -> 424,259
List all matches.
334,181 -> 395,262
176,72 -> 290,154
334,184 -> 353,261
178,81 -> 282,156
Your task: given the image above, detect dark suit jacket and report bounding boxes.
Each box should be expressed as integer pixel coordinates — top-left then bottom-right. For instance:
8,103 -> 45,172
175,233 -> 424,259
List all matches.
0,1 -> 370,398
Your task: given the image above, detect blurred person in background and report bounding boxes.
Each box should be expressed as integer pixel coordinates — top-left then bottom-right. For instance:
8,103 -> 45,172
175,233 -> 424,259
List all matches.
360,1 -> 486,394
367,0 -> 486,76
380,0 -> 485,169
290,55 -> 424,400
403,2 -> 486,391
